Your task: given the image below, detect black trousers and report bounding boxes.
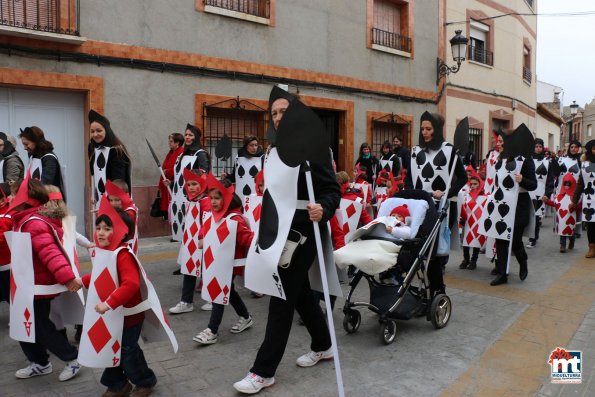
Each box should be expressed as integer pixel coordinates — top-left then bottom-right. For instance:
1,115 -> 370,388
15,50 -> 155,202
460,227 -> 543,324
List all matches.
463,247 -> 480,262
495,225 -> 527,276
588,222 -> 595,244
181,274 -> 196,303
532,216 -> 542,241
0,269 -> 9,303
19,298 -> 78,365
251,225 -> 331,378
208,279 -> 250,333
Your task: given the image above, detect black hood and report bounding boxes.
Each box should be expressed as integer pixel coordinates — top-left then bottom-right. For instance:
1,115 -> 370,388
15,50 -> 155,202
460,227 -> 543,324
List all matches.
533,138 -> 545,160
585,140 -> 595,163
418,111 -> 444,151
88,110 -> 118,148
567,139 -> 582,159
267,86 -> 296,145
183,123 -> 202,154
501,124 -> 534,159
238,146 -> 263,158
0,131 -> 16,157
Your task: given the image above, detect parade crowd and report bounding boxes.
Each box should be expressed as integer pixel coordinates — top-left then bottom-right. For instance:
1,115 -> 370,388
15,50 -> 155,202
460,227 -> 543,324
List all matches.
1,86 -> 593,396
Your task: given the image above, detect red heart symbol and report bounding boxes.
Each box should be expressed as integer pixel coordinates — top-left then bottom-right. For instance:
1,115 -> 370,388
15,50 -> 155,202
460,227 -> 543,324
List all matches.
559,209 -> 568,218
562,226 -> 574,235
487,178 -> 494,186
567,216 -> 575,225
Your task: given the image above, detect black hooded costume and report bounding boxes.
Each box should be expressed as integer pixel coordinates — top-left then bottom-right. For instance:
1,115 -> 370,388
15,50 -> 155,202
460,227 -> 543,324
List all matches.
87,110 -> 131,206
555,139 -> 582,195
572,140 -> 595,248
0,131 -> 24,184
224,142 -> 264,202
528,137 -> 555,245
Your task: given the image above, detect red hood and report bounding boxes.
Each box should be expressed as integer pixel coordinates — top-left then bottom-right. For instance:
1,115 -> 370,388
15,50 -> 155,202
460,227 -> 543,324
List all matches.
559,173 -> 577,197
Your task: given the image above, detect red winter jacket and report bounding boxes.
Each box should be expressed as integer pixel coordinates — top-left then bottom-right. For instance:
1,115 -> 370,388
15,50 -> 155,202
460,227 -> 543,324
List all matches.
82,246 -> 144,327
0,205 -> 12,266
12,207 -> 75,299
329,216 -> 345,250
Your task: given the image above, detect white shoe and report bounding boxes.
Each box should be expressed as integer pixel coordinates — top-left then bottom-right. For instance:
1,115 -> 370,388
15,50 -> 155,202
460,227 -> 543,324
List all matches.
58,359 -> 81,381
193,328 -> 218,345
233,372 -> 275,394
200,302 -> 212,311
15,362 -> 53,379
296,347 -> 333,367
230,316 -> 254,334
169,301 -> 194,314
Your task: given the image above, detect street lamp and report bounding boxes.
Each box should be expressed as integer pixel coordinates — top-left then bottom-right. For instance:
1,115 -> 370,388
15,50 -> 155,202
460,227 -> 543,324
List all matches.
570,100 -> 579,140
437,30 -> 469,84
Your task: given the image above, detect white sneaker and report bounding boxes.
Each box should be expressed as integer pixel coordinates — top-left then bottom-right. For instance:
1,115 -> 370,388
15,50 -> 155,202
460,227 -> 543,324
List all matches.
193,328 -> 218,345
230,316 -> 254,334
15,362 -> 53,378
169,301 -> 194,314
58,359 -> 81,381
296,347 -> 333,367
200,302 -> 212,311
233,372 -> 275,394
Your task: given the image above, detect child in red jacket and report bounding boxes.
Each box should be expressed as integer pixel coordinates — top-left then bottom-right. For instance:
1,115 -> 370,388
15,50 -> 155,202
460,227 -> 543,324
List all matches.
193,175 -> 254,345
105,179 -> 139,254
0,182 -> 12,304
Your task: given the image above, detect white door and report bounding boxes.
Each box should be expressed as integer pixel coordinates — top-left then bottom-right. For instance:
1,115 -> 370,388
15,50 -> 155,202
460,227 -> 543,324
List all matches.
0,87 -> 86,233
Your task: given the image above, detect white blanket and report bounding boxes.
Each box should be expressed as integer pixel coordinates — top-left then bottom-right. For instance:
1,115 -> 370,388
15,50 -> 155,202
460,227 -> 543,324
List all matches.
334,240 -> 401,275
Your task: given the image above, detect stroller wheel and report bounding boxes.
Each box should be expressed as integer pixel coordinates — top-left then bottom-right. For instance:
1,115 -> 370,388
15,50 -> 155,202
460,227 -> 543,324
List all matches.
379,320 -> 397,345
430,294 -> 452,329
342,310 -> 361,334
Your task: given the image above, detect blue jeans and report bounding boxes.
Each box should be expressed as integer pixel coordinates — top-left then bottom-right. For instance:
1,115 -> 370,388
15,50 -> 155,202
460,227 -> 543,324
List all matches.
100,322 -> 156,391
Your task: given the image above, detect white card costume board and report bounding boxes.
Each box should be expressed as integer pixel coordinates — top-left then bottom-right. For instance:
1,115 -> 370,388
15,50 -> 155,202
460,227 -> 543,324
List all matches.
484,150 -> 499,195
235,156 -> 262,204
410,142 -> 453,193
379,155 -> 396,173
530,157 -> 549,218
580,161 -> 595,223
336,197 -> 364,244
374,186 -> 389,212
177,201 -> 203,276
0,158 -> 4,183
555,195 -> 576,236
92,147 -> 112,208
556,157 -> 581,194
461,195 -> 487,248
79,247 -> 178,368
201,213 -> 239,305
170,154 -> 198,241
244,194 -> 263,231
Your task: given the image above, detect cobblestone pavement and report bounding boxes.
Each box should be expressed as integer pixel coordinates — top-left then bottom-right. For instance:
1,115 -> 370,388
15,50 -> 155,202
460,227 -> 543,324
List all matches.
1,216 -> 594,396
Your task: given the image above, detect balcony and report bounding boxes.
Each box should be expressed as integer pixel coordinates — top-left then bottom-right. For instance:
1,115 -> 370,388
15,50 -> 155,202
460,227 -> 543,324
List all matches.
204,0 -> 270,20
523,66 -> 532,84
0,0 -> 83,44
372,27 -> 412,55
468,45 -> 493,66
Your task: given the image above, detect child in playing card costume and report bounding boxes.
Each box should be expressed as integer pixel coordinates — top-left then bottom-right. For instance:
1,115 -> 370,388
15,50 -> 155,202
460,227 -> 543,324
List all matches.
572,140 -> 595,258
105,179 -> 139,255
374,170 -> 397,213
9,179 -> 82,382
170,169 -> 213,314
544,174 -> 578,253
459,174 -> 487,270
0,182 -> 12,304
193,174 -> 254,345
222,135 -> 264,204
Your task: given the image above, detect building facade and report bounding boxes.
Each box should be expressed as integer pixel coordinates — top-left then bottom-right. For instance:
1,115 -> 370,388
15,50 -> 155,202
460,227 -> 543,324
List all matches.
0,0 -> 443,236
442,0 -> 537,165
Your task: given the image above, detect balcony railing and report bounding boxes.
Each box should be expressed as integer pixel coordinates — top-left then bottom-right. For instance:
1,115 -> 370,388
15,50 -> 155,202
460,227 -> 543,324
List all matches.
204,0 -> 270,19
468,45 -> 493,66
372,27 -> 412,53
522,66 -> 532,83
0,0 -> 79,36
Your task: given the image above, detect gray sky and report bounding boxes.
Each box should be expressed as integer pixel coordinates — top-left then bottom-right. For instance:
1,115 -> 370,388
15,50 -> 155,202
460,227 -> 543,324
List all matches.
537,0 -> 595,107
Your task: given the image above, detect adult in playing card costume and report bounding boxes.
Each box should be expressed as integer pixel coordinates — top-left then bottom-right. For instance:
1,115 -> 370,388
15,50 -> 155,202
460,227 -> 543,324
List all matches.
459,172 -> 486,270
78,198 -> 177,395
376,141 -> 401,181
0,131 -> 24,185
572,140 -> 595,258
405,112 -> 467,296
484,130 -> 503,195
223,135 -> 264,204
478,125 -> 537,286
355,142 -> 378,186
158,132 -> 184,217
88,110 -> 132,209
527,138 -> 555,248
169,123 -> 210,241
235,87 -> 341,395
19,126 -> 67,200
8,178 -> 82,381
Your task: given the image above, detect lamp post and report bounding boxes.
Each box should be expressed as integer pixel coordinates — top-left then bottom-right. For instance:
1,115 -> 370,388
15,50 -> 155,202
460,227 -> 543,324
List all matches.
570,100 -> 579,141
437,30 -> 469,84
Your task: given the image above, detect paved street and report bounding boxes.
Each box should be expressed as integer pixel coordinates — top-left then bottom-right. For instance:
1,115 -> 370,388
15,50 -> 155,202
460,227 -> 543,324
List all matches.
2,215 -> 595,396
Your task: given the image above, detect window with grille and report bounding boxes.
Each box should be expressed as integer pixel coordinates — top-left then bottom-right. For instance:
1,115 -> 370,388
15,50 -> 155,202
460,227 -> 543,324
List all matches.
523,45 -> 532,83
469,127 -> 483,167
371,116 -> 409,157
469,20 -> 493,66
0,0 -> 79,35
371,0 -> 411,53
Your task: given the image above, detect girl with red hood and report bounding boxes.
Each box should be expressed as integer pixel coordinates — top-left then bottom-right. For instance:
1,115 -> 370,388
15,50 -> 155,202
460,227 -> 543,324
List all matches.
374,170 -> 397,213
459,172 -> 487,270
105,179 -> 138,254
193,174 -> 254,345
545,173 -> 578,253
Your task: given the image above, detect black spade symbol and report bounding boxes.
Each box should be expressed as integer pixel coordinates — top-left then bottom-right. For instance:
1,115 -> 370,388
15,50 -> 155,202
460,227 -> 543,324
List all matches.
243,184 -> 252,196
532,199 -> 541,211
569,164 -> 579,174
257,190 -> 279,250
173,182 -> 178,194
178,174 -> 184,188
494,174 -> 499,187
487,201 -> 495,214
497,202 -> 510,218
585,183 -> 595,196
416,151 -> 426,167
421,163 -> 434,182
175,160 -> 182,173
97,152 -> 106,170
587,163 -> 595,173
502,175 -> 515,190
238,165 -> 246,178
173,222 -> 178,234
432,175 -> 446,192
494,188 -> 504,201
172,202 -> 178,215
584,207 -> 595,221
535,163 -> 547,178
411,152 -> 417,159
559,163 -> 567,174
98,179 -> 105,194
32,168 -> 41,180
249,165 -> 259,177
517,156 -> 524,161
414,178 -> 423,189
433,150 -> 447,170
178,204 -> 185,223
495,220 -> 508,235
495,160 -> 503,170
505,160 -> 517,172
94,189 -> 99,203
484,218 -> 492,231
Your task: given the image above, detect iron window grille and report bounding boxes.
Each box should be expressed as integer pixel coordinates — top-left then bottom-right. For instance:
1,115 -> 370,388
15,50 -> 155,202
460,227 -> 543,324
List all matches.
0,0 -> 79,35
468,45 -> 493,66
204,0 -> 270,19
371,112 -> 410,158
522,66 -> 532,83
469,127 -> 483,167
372,27 -> 412,53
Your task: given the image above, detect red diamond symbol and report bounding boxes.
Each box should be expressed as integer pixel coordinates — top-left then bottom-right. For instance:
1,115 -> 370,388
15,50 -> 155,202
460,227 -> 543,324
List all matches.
342,222 -> 350,235
202,217 -> 212,236
189,222 -> 199,237
10,271 -> 16,303
24,308 -> 30,321
94,268 -> 117,302
253,204 -> 262,222
217,222 -> 230,243
207,278 -> 222,300
466,234 -> 473,244
346,204 -> 356,218
112,340 -> 120,354
191,205 -> 199,219
185,258 -> 195,274
222,285 -> 229,297
88,317 -> 111,353
183,231 -> 189,244
204,247 -> 214,269
187,240 -> 197,255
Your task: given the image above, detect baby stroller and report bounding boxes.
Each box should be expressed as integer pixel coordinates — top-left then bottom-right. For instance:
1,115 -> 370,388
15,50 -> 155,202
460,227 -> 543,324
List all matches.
338,190 -> 452,344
